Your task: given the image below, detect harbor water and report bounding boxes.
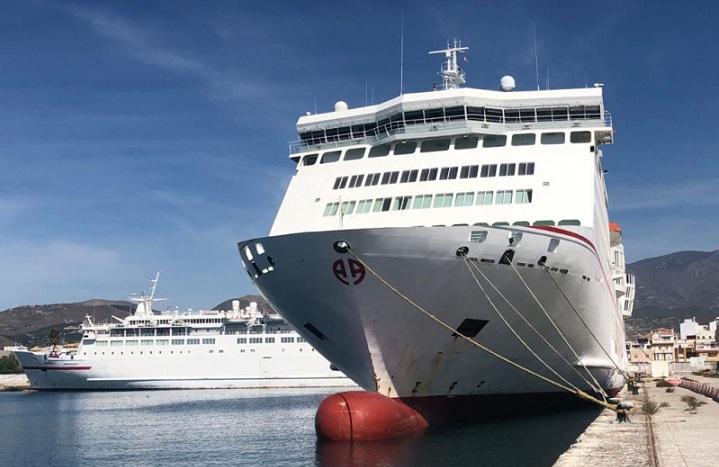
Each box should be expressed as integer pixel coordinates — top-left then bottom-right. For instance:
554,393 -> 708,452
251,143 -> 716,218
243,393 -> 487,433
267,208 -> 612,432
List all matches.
0,388 -> 601,466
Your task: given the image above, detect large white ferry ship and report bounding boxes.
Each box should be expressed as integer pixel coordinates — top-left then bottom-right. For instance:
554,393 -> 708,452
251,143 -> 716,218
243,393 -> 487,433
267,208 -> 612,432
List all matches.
12,274 -> 353,390
238,42 -> 635,420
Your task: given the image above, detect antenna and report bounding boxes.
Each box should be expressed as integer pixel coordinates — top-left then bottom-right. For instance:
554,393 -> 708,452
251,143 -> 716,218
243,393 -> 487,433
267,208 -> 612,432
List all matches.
428,39 -> 469,90
533,23 -> 540,91
364,80 -> 368,106
546,64 -> 550,90
400,9 -> 404,95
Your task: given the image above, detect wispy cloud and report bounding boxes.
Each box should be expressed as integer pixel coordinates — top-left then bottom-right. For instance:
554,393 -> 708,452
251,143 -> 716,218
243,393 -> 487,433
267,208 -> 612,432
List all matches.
610,177 -> 719,212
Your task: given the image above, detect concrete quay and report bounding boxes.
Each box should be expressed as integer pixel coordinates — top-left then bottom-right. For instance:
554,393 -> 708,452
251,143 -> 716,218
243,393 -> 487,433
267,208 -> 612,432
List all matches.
554,377 -> 719,467
0,374 -> 29,391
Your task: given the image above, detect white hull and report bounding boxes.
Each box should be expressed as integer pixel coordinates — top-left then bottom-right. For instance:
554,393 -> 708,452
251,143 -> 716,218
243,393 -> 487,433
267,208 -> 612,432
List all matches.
13,335 -> 355,390
240,225 -> 627,399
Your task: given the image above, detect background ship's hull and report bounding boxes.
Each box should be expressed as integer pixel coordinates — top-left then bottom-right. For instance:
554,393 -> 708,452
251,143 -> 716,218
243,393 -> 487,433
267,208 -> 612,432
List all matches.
13,340 -> 354,390
241,226 -> 627,400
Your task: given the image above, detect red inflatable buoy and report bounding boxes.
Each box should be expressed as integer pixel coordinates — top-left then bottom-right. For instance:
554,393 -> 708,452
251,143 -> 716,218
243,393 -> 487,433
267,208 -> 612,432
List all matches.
315,391 -> 428,441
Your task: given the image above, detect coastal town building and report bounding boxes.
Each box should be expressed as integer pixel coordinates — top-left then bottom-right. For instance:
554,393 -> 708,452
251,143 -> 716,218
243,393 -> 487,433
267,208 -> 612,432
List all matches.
627,318 -> 719,367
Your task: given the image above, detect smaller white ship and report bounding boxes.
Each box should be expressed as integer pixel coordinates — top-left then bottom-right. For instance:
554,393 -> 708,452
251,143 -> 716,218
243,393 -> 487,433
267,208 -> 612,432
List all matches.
12,274 -> 354,390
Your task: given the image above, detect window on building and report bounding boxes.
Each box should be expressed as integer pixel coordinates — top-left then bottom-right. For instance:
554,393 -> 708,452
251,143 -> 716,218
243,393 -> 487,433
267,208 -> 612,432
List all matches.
511,133 -> 536,146
448,167 -> 458,179
482,135 -> 507,148
440,167 -> 449,180
541,132 -> 565,145
281,337 -> 295,343
382,198 -> 392,211
570,131 -> 592,143
344,147 -> 366,160
394,141 -> 418,155
265,337 -> 275,343
420,139 -> 451,153
428,168 -> 438,181
533,220 -> 556,226
392,196 -> 412,211
496,190 -> 513,204
249,337 -> 262,344
320,150 -> 341,163
455,135 -> 479,150
202,338 -> 215,345
476,191 -> 494,205
323,202 -> 340,216
237,338 -> 247,344
372,198 -> 384,212
340,201 -> 356,215
356,199 -> 373,214
412,194 -> 433,209
389,171 -> 399,183
171,339 -> 185,345
499,163 -> 516,176
515,189 -> 533,204
558,219 -> 581,226
485,108 -> 504,123
408,169 -> 418,182
368,144 -> 391,158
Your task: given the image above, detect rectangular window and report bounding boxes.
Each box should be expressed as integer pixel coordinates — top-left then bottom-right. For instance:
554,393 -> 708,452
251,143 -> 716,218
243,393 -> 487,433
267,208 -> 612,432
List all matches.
302,154 -> 318,166
460,166 -> 469,178
382,198 -> 392,211
496,190 -> 513,204
511,133 -> 536,146
541,132 -> 565,145
412,194 -> 433,209
236,338 -> 246,344
504,109 -> 519,123
408,169 -> 418,182
448,167 -> 458,179
249,337 -> 262,344
265,337 -> 275,343
485,107 -> 504,123
440,167 -> 449,180
372,198 -> 384,212
454,192 -> 475,207
381,172 -> 391,184
476,191 -> 494,205
433,193 -> 453,208
480,164 -> 497,177
320,150 -> 341,164
333,177 -> 342,189
515,189 -> 533,204
536,108 -> 552,122
389,171 -> 399,184
394,141 -> 417,155
141,339 -> 154,346
338,176 -> 348,189
186,338 -> 200,345
340,201 -> 356,215
356,199 -> 372,214
110,340 -> 123,347
570,131 -> 592,143
392,196 -> 412,211
420,139 -> 451,153
499,163 -> 516,176
348,175 -> 358,188
368,144 -> 391,158
400,171 -> 410,183
420,169 -> 429,181
156,339 -> 169,346
355,174 -> 364,186
469,165 -> 479,178
202,338 -> 215,345
281,337 -> 295,343
323,202 -> 340,216
466,106 -> 485,121
171,339 -> 185,345
482,135 -> 507,148
455,135 -> 479,149
125,340 -> 138,346
428,168 -> 438,180
344,147 -> 366,160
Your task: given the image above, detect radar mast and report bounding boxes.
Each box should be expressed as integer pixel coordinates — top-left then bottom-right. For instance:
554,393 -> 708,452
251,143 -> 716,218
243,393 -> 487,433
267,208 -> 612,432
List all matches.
429,39 -> 469,90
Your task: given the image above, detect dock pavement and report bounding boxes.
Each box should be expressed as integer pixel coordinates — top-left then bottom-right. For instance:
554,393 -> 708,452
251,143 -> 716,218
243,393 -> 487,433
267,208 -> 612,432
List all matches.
553,376 -> 719,467
0,374 -> 30,391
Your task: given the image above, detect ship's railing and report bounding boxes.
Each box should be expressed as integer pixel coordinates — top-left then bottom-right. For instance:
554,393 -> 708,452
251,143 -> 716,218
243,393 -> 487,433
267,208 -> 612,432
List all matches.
289,112 -> 613,154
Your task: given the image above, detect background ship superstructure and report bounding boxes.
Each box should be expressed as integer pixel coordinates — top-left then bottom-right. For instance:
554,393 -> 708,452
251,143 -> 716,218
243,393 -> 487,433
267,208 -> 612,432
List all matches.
13,275 -> 352,390
239,43 -> 635,402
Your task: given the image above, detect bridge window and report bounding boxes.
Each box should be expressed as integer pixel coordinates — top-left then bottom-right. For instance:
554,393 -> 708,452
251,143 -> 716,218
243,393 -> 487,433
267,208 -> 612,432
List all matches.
515,189 -> 533,204
467,106 -> 485,121
445,106 -> 466,121
403,110 -> 424,124
301,154 -> 318,166
365,173 -> 380,186
344,147 -> 366,160
323,202 -> 340,216
570,131 -> 592,143
321,151 -> 341,164
496,190 -> 513,204
511,133 -> 536,146
541,132 -> 565,145
533,220 -> 556,226
356,199 -> 373,214
455,135 -> 479,150
476,191 -> 493,205
394,141 -> 417,155
558,219 -> 581,226
482,135 -> 506,148
368,144 -> 391,158
485,107 -> 504,123
413,194 -> 433,209
420,139 -> 451,153
341,201 -> 356,215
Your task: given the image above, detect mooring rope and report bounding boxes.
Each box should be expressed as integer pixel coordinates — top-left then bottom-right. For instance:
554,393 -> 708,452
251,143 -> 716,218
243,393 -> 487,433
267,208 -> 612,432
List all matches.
543,268 -> 630,379
506,260 -> 610,398
345,246 -> 617,412
463,255 -> 607,398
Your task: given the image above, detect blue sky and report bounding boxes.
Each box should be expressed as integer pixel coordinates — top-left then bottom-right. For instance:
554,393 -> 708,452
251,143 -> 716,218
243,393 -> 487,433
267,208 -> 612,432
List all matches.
1,0 -> 717,310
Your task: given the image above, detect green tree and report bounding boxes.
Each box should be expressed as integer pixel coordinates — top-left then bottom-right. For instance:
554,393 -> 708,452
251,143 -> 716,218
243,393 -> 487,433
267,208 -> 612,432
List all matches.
0,355 -> 22,374
48,328 -> 61,351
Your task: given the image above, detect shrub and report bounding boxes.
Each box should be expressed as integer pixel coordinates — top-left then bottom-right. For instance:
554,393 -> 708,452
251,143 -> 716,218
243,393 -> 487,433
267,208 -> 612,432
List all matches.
666,387 -> 675,393
642,400 -> 659,415
681,395 -> 707,412
660,402 -> 670,408
0,355 -> 22,374
655,380 -> 672,388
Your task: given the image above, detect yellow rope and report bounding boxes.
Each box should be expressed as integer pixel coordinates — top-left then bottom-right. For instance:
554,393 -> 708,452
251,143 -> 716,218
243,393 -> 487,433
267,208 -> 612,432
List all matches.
346,247 -> 617,412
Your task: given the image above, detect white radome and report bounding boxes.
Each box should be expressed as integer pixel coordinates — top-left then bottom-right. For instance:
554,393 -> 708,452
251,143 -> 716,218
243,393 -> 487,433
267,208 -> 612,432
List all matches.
500,75 -> 516,91
334,100 -> 349,112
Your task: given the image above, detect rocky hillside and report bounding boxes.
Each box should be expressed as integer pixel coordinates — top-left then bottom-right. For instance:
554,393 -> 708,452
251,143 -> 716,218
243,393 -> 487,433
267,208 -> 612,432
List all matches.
626,250 -> 719,336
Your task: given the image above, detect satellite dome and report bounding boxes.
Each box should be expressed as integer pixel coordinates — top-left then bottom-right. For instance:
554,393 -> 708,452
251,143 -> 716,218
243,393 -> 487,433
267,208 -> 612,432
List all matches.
334,100 -> 349,112
500,75 -> 516,92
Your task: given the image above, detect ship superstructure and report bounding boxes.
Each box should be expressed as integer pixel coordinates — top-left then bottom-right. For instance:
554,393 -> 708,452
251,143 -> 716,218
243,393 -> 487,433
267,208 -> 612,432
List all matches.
238,42 -> 634,411
13,274 -> 353,390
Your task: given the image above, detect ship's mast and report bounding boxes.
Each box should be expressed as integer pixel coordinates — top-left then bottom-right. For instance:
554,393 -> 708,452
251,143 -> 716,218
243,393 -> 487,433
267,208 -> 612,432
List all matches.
130,272 -> 166,317
428,39 -> 469,90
